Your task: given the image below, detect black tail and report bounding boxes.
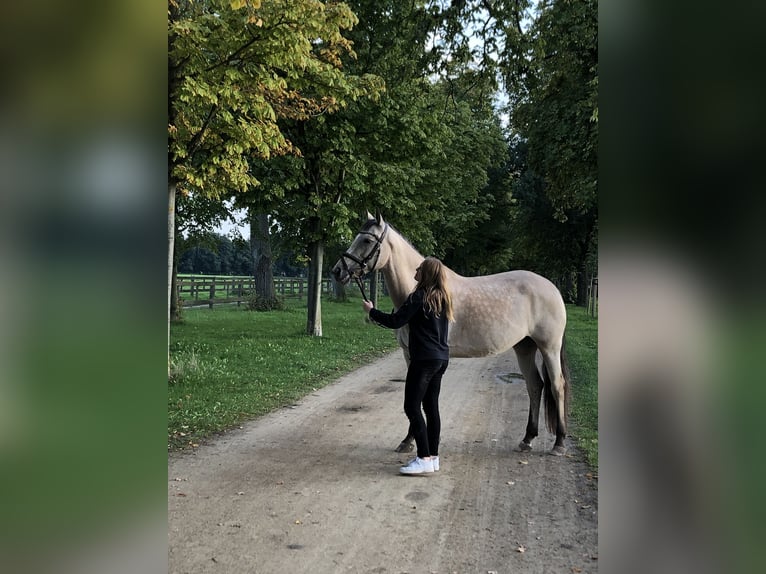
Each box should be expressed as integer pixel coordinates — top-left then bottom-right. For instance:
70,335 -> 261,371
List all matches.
542,335 -> 570,434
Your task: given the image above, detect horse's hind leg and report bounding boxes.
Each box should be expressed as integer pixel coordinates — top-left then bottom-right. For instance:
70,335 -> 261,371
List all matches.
515,338 -> 544,452
540,344 -> 569,456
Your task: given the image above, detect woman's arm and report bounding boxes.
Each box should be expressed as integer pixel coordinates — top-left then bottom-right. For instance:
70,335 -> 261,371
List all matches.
367,292 -> 421,329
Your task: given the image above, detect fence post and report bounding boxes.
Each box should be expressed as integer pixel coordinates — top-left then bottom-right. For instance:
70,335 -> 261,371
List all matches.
588,278 -> 598,316
208,278 -> 216,309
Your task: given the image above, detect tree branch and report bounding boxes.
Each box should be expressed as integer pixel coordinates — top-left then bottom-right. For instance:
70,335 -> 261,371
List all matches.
187,103 -> 219,157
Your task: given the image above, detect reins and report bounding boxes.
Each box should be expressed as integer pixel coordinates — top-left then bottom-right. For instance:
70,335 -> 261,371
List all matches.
353,275 -> 369,302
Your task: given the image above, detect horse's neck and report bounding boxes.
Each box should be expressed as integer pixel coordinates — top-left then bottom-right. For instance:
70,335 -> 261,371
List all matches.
380,231 -> 423,308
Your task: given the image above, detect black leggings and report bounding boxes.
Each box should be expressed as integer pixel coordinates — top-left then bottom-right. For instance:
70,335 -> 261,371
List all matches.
403,359 -> 449,459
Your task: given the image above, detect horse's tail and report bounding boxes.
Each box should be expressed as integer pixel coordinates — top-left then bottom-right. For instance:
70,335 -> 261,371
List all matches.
542,335 -> 570,434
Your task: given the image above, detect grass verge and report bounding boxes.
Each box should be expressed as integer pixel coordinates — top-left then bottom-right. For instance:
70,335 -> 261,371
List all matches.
565,304 -> 598,469
168,297 -> 399,450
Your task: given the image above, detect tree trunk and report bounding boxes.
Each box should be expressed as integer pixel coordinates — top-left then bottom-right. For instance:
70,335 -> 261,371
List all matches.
306,239 -> 324,336
170,243 -> 182,322
332,275 -> 347,301
167,182 -> 176,374
250,211 -> 276,301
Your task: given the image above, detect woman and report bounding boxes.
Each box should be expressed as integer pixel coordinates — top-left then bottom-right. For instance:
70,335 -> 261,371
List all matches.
363,257 -> 454,475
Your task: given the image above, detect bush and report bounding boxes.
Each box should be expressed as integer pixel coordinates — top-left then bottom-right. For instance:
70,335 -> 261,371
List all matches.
246,295 -> 284,312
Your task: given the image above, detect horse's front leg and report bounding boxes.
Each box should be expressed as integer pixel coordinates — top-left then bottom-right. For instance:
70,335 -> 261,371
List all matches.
395,423 -> 415,452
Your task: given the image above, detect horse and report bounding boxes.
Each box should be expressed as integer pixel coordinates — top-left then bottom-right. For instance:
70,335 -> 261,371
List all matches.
331,212 -> 571,456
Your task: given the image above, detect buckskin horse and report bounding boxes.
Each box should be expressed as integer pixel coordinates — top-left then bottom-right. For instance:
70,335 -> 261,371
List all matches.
332,212 -> 571,455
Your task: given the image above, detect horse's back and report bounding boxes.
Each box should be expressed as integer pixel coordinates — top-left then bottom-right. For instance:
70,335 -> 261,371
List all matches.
447,269 -> 566,356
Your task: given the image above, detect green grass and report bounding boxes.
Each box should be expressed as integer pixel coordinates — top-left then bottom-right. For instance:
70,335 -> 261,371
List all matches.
565,304 -> 598,469
168,296 -> 399,449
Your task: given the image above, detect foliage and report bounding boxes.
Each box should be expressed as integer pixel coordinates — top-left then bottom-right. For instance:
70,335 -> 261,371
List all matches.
246,293 -> 284,311
168,0 -> 384,199
177,231 -> 308,276
442,158 -> 515,275
511,0 -> 598,220
174,188 -> 233,237
170,0 -> 599,318
432,0 -> 597,219
178,232 -> 254,275
506,140 -> 595,288
257,0 -> 508,263
425,0 -> 597,289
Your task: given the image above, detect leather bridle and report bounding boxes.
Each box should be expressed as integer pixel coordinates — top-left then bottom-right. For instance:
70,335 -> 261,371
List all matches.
339,224 -> 388,301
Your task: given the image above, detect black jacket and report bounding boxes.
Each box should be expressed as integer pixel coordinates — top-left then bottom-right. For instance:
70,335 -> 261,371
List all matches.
369,290 -> 450,361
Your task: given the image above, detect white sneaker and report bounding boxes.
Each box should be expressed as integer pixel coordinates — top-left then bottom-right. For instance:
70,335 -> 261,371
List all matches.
432,456 -> 439,471
399,457 -> 434,475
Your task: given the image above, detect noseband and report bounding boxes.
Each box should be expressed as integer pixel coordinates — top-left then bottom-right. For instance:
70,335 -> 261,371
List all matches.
339,224 -> 388,301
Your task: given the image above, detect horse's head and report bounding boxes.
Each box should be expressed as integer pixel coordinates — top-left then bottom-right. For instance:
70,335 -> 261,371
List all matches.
332,211 -> 388,284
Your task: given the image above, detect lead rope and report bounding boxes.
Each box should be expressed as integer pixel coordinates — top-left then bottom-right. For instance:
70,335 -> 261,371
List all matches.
353,274 -> 369,303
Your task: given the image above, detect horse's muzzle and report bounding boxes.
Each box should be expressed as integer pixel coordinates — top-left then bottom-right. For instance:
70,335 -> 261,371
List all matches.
331,262 -> 351,284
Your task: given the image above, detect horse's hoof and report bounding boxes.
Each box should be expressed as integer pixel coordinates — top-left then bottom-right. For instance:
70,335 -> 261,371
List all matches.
549,445 -> 567,456
395,442 -> 414,453
518,441 -> 532,452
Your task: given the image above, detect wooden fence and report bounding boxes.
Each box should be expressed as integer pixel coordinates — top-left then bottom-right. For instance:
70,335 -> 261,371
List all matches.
177,275 -> 373,308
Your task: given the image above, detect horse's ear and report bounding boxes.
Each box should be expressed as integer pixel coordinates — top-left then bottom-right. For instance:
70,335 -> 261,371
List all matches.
366,210 -> 374,221
375,209 -> 385,226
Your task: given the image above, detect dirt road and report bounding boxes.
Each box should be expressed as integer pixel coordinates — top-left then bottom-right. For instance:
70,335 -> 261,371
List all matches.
168,348 -> 598,574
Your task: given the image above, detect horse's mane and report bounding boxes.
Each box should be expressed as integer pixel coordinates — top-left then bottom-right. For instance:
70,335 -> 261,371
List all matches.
360,219 -> 422,258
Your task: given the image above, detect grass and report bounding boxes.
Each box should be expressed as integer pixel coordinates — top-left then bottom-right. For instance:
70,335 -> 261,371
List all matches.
564,304 -> 598,469
169,298 -> 598,471
168,296 -> 399,449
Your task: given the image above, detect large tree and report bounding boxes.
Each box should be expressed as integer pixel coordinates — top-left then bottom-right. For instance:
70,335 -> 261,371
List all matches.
511,0 -> 598,219
262,0 -> 508,335
509,0 -> 598,302
427,0 -> 597,298
168,0 -> 383,348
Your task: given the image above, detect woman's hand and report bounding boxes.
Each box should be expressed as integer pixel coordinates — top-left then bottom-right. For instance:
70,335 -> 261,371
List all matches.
362,300 -> 374,314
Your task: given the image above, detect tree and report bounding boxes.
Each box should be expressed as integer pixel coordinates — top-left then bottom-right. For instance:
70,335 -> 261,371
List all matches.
511,0 -> 598,220
429,0 -> 598,300
249,212 -> 277,308
171,191 -> 232,320
168,0 -> 384,350
259,0 -> 508,336
509,0 -> 598,302
251,0 -> 444,335
441,157 -> 515,275
231,236 -> 255,275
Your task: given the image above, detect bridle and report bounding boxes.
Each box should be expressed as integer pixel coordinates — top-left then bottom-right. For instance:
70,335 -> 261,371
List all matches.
339,223 -> 388,302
